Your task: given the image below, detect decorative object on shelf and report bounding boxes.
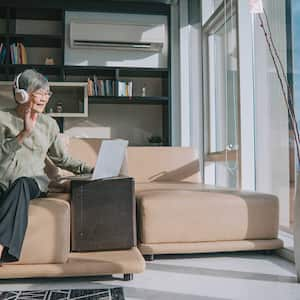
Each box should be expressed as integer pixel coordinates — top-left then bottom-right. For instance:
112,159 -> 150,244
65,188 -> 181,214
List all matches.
142,84 -> 147,97
250,0 -> 300,282
56,102 -> 63,113
148,135 -> 162,146
45,57 -> 55,65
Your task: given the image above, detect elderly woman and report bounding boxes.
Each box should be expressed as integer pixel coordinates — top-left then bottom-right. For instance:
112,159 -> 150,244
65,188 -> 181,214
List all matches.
0,69 -> 92,264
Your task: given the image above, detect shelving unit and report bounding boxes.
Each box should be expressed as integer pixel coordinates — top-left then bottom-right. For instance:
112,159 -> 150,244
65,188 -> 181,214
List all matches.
47,82 -> 88,117
0,1 -> 171,146
0,6 -> 64,80
88,96 -> 168,105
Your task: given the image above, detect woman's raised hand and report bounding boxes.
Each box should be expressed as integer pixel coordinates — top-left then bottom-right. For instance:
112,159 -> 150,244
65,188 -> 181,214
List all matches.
17,101 -> 38,144
23,104 -> 38,137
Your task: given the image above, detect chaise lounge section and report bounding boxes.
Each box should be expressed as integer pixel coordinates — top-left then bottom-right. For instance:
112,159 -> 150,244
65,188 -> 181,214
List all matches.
128,146 -> 284,259
135,185 -> 282,259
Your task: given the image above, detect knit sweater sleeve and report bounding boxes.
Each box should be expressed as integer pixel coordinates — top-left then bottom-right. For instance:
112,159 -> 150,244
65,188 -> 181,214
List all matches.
47,118 -> 93,174
0,119 -> 22,165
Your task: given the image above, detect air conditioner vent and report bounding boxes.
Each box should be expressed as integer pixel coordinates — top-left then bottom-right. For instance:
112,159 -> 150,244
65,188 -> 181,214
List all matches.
70,22 -> 165,52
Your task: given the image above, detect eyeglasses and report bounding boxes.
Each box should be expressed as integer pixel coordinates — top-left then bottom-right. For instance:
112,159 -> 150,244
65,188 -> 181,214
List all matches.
32,90 -> 53,99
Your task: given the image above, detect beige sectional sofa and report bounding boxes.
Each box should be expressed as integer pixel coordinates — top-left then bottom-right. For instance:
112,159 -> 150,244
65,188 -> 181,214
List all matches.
0,137 -> 283,278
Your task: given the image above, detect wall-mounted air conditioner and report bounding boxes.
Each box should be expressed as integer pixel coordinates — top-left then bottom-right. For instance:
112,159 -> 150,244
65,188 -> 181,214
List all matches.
70,21 -> 165,52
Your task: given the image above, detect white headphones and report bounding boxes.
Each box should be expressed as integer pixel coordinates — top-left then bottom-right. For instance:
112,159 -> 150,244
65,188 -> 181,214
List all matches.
14,73 -> 29,104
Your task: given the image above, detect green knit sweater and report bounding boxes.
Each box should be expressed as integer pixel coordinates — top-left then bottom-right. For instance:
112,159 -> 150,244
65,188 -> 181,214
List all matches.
0,108 -> 92,192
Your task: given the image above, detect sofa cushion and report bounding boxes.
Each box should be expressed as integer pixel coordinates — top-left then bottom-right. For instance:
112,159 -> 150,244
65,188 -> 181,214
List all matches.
12,198 -> 70,265
137,190 -> 279,244
45,139 -> 201,189
53,139 -> 200,184
47,192 -> 71,202
135,181 -> 208,193
127,147 -> 202,183
68,138 -> 101,167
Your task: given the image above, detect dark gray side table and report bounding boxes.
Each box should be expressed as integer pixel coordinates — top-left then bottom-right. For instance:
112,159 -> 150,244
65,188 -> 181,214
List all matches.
70,176 -> 136,252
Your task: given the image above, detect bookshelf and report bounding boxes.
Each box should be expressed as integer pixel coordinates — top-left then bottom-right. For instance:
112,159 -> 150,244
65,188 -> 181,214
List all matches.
0,2 -> 171,146
0,7 -> 63,81
88,96 -> 168,105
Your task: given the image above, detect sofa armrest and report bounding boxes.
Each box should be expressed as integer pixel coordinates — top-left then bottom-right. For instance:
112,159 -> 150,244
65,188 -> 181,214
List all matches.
13,198 -> 70,265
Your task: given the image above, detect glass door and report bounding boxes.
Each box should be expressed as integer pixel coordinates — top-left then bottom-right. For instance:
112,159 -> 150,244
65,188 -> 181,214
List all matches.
202,0 -> 240,188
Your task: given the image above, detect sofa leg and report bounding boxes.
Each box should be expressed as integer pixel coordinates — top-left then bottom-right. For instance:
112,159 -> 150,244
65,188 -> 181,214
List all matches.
144,254 -> 154,261
123,273 -> 133,281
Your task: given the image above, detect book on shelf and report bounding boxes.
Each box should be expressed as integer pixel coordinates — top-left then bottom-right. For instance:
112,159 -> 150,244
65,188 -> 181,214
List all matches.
0,43 -> 6,64
20,43 -> 27,64
93,75 -> 98,96
87,78 -> 94,96
87,76 -> 117,97
117,80 -> 133,97
97,79 -> 103,96
9,42 -> 27,64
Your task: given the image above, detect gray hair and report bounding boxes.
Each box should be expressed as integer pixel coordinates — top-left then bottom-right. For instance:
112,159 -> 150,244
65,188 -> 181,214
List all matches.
15,69 -> 49,93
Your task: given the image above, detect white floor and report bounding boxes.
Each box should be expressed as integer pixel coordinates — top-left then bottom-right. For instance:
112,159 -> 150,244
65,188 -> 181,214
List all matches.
0,252 -> 300,300
279,230 -> 294,251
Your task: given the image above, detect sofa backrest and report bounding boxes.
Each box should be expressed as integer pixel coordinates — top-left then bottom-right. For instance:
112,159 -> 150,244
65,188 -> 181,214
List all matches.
68,138 -> 102,167
68,138 -> 202,183
127,147 -> 201,183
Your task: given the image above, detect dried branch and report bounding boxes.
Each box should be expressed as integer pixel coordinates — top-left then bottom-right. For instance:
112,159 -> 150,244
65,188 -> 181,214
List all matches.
256,11 -> 300,162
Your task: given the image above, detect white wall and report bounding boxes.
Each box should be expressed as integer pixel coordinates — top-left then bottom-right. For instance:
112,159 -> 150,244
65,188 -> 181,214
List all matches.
65,11 -> 168,68
64,104 -> 163,145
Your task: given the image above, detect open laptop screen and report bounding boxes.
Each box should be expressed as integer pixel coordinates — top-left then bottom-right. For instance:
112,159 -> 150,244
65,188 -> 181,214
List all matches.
92,139 -> 128,180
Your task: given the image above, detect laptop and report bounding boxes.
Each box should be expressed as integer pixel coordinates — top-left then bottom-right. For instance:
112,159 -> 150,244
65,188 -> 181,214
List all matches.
60,139 -> 128,181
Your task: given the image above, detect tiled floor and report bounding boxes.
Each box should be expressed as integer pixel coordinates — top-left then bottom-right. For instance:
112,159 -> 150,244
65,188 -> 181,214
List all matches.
0,252 -> 300,300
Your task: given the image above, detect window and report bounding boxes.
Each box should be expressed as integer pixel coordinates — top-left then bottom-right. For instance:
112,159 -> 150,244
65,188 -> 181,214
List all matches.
202,0 -> 239,188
